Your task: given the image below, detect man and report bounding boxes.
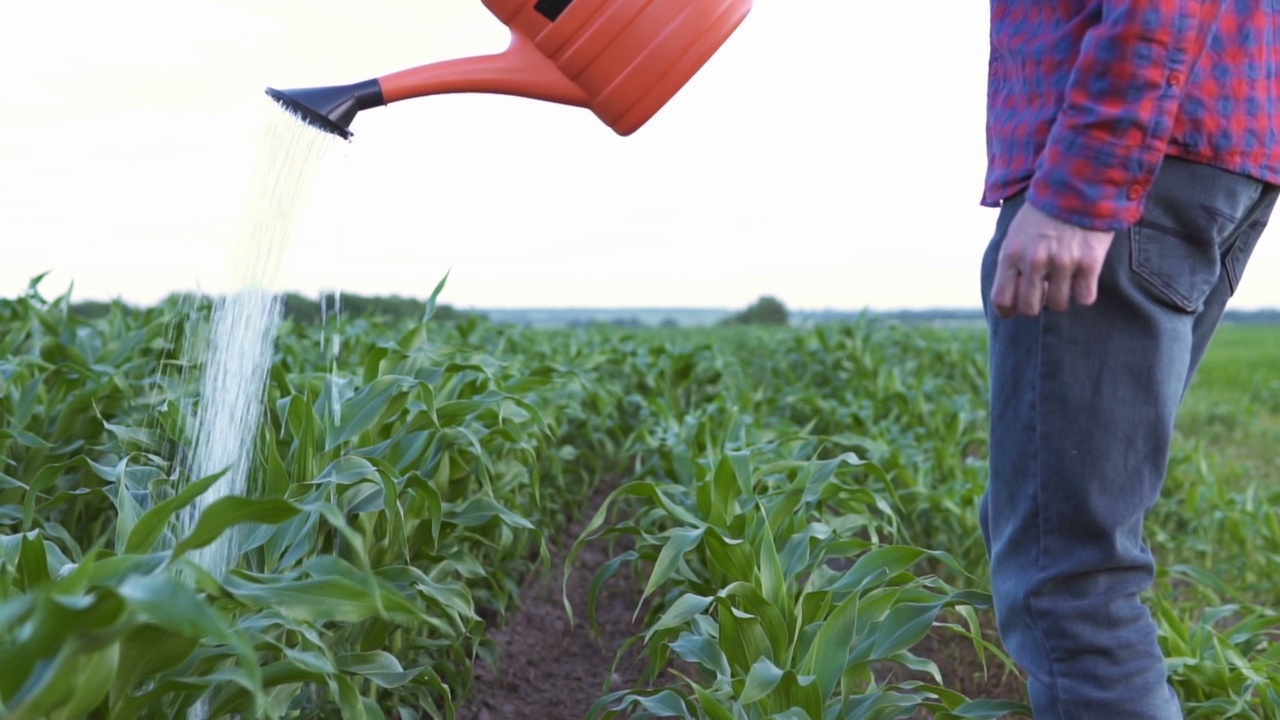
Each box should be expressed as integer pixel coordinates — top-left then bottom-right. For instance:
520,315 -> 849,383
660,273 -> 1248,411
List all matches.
980,3 -> 1280,718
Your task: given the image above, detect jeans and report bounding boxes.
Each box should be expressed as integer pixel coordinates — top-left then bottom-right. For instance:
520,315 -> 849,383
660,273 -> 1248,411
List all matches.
979,157 -> 1279,719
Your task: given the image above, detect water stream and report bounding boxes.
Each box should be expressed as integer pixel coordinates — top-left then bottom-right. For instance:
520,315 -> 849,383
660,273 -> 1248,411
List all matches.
177,104 -> 337,579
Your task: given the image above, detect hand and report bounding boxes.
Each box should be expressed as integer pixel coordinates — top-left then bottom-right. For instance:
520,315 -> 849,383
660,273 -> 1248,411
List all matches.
991,202 -> 1116,318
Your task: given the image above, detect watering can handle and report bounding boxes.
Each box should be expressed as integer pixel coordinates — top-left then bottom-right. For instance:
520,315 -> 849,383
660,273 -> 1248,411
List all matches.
378,31 -> 590,107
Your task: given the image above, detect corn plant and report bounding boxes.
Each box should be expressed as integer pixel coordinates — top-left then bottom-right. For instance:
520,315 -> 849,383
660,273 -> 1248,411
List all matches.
5,272 -> 1278,718
564,329 -> 1030,719
0,277 -> 610,718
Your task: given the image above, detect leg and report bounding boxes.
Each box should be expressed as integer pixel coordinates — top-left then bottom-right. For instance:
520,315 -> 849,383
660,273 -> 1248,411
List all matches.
978,158 -> 1275,719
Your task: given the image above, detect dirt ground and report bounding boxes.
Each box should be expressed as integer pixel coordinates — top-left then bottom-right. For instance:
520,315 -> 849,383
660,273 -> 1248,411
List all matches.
457,480 -> 652,720
457,482 -> 1028,720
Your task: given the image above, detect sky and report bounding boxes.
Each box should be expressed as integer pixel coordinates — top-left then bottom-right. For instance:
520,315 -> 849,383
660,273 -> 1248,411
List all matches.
4,1 -> 1280,312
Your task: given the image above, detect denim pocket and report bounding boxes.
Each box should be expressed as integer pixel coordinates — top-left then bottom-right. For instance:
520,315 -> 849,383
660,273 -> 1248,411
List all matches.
1129,221 -> 1222,312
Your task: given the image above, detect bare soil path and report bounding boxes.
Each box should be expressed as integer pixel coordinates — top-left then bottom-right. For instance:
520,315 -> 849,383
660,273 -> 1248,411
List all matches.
458,480 -> 650,720
459,480 -> 1028,720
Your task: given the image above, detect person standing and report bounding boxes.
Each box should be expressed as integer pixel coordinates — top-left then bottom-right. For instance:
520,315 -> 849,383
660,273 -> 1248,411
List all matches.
980,2 -> 1280,717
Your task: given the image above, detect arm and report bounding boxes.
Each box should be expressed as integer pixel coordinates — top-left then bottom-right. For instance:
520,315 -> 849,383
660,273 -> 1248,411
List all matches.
1028,0 -> 1223,231
992,0 -> 1224,318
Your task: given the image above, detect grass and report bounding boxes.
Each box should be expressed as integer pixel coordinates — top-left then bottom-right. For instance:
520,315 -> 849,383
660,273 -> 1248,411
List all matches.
1178,323 -> 1280,486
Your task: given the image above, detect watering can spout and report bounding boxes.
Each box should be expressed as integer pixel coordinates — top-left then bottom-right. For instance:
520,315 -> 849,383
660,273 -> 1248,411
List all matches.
267,32 -> 586,140
266,80 -> 385,140
267,0 -> 753,140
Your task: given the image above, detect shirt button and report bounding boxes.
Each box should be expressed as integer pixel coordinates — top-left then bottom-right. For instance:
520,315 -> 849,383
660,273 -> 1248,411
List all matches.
1168,71 -> 1184,88
1127,185 -> 1144,201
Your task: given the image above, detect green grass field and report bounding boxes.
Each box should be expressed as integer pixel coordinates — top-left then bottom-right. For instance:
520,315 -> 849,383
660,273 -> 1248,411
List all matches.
1180,324 -> 1280,481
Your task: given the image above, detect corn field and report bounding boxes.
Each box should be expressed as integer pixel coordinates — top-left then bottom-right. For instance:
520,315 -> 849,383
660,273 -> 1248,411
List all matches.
2,276 -> 1279,719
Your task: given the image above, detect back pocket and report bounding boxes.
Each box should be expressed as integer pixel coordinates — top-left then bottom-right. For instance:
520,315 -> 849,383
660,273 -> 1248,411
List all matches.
1129,220 -> 1222,313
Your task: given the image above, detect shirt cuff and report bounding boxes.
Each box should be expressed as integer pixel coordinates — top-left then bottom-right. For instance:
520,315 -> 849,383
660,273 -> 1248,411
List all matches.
1027,129 -> 1162,232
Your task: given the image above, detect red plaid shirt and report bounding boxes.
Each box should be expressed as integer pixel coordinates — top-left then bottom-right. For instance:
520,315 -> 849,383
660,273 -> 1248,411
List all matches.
984,2 -> 1280,231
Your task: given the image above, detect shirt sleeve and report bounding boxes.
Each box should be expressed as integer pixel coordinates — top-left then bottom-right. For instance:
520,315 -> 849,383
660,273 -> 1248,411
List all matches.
1027,1 -> 1223,231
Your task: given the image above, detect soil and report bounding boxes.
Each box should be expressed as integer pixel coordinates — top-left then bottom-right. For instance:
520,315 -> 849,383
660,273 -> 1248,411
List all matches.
899,623 -> 1031,719
458,482 -> 1029,720
457,480 -> 654,720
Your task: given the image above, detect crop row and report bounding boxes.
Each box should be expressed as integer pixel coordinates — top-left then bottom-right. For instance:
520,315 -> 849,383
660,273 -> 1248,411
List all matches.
2,279 -> 1278,718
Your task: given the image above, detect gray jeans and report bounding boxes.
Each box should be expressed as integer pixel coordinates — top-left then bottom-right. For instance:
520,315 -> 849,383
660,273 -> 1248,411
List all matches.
979,157 -> 1278,719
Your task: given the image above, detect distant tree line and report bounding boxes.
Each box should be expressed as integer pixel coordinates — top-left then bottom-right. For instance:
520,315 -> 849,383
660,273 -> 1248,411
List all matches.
279,293 -> 478,324
61,293 -> 1280,328
68,293 -> 480,323
722,296 -> 789,326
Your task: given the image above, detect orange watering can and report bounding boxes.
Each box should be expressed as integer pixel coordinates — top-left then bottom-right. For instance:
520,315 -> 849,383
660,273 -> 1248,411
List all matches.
267,0 -> 753,139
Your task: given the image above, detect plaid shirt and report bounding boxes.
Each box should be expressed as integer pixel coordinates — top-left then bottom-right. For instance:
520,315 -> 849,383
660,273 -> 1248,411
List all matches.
984,2 -> 1280,231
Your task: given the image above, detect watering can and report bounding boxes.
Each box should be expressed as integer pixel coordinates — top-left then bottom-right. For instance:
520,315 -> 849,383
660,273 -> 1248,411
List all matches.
267,0 -> 753,140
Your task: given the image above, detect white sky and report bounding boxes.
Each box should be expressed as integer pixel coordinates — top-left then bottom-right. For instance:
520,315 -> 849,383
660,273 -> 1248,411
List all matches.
3,1 -> 1280,311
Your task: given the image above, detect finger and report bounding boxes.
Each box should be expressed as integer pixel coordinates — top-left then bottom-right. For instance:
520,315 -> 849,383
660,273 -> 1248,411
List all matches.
1016,270 -> 1046,316
1045,262 -> 1074,312
1071,256 -> 1105,306
1015,251 -> 1050,316
991,254 -> 1022,319
1074,239 -> 1114,306
1072,273 -> 1098,306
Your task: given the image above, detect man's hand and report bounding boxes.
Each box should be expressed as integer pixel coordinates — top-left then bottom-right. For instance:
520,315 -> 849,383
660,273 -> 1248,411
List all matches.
991,203 -> 1116,318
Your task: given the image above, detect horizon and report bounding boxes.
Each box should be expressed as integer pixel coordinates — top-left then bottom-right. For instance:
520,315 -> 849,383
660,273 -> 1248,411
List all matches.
23,284 -> 1280,317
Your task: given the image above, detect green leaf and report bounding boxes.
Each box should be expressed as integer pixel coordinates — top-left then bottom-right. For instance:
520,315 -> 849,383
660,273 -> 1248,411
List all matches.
331,674 -> 368,720
2,592 -> 128,716
802,586 -> 861,700
327,375 -> 414,450
114,571 -> 229,640
435,399 -> 489,426
872,602 -> 941,659
717,597 -> 774,672
124,469 -> 226,555
585,550 -> 638,634
646,594 -> 714,640
313,455 -> 380,485
740,656 -> 785,705
776,671 -> 822,720
172,496 -> 301,557
423,270 -> 450,323
14,376 -> 41,428
40,643 -> 120,720
710,453 -> 741,527
0,429 -> 52,450
756,506 -> 788,615
447,496 -> 535,530
832,545 -> 930,593
222,574 -> 422,624
639,527 -> 704,617
113,469 -> 144,554
670,631 -> 731,681
703,527 -> 755,582
100,420 -> 161,451
18,531 -> 52,591
337,651 -> 419,688
620,690 -> 692,719
110,625 -> 200,708
22,456 -> 91,530
691,684 -> 736,720
952,699 -> 1034,718
769,711 -> 813,720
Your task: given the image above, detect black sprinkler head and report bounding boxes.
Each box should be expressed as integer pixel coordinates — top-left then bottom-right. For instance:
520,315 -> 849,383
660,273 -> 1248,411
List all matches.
265,79 -> 386,140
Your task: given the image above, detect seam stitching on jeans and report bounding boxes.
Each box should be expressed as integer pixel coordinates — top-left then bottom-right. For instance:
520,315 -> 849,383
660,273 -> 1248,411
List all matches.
1028,310 -> 1068,719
